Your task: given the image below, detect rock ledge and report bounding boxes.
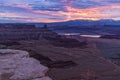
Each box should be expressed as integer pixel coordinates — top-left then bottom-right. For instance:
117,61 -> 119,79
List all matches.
0,49 -> 52,80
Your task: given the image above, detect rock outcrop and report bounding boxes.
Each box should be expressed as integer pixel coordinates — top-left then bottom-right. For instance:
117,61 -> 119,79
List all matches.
0,49 -> 52,80
0,24 -> 58,40
44,35 -> 87,48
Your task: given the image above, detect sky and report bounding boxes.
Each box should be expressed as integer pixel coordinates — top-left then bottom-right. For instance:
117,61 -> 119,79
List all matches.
0,0 -> 120,23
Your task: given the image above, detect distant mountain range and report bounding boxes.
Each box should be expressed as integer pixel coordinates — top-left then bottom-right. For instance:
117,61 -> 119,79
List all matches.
34,19 -> 120,28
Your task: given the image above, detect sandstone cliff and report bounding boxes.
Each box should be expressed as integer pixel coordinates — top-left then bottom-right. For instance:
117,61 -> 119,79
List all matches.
0,24 -> 58,40
0,49 -> 52,80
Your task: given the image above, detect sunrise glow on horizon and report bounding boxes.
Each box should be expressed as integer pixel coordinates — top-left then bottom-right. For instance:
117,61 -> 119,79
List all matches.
0,0 -> 120,23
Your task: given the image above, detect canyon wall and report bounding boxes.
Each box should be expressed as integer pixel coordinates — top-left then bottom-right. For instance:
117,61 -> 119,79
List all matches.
0,24 -> 57,40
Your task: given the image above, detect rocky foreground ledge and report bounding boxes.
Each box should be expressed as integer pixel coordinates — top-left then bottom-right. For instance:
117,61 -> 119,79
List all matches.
0,49 -> 52,80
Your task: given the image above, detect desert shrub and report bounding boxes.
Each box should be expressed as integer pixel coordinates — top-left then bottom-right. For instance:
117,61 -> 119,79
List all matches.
80,69 -> 98,80
0,41 -> 21,46
0,44 -> 7,49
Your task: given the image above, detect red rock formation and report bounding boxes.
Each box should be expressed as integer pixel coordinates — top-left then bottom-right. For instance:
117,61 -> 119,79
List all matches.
0,24 -> 58,40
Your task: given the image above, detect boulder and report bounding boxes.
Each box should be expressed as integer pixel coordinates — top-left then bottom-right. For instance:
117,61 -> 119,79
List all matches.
0,49 -> 51,80
0,49 -> 29,59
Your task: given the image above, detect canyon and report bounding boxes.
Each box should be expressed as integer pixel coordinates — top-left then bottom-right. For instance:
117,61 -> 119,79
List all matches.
0,24 -> 120,80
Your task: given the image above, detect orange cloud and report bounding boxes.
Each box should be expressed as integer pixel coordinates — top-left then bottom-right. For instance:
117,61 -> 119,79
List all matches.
31,3 -> 120,22
62,4 -> 120,20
